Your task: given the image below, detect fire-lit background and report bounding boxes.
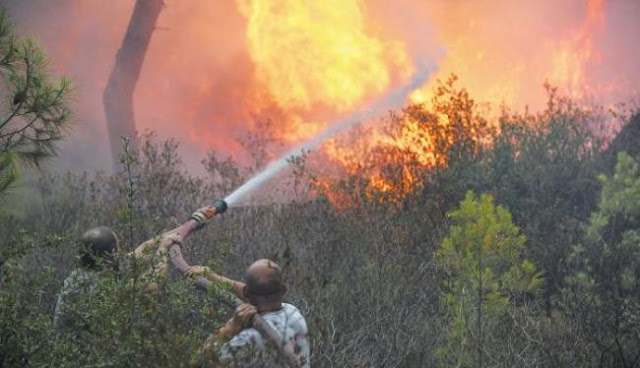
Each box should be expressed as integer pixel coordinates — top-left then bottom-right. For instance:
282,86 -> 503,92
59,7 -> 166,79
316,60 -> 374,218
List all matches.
3,0 -> 639,173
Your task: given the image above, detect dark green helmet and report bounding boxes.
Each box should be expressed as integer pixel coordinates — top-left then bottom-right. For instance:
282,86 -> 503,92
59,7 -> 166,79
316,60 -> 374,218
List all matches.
79,226 -> 119,270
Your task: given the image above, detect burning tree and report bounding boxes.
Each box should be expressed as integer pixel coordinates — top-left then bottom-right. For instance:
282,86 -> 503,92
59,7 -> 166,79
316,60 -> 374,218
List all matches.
0,11 -> 72,195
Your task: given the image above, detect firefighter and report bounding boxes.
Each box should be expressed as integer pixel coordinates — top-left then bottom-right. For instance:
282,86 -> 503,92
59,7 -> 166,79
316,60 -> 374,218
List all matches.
191,259 -> 310,367
53,220 -> 188,331
53,226 -> 119,331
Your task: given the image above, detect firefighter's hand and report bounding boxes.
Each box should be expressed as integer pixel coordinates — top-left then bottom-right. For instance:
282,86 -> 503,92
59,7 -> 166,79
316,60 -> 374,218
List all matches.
184,265 -> 211,277
190,206 -> 216,226
230,303 -> 257,330
217,303 -> 257,341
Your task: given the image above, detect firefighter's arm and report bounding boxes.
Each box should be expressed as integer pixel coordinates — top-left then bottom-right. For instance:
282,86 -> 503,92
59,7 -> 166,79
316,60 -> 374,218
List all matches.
198,303 -> 256,360
131,205 -> 218,257
217,303 -> 257,342
126,233 -> 181,279
185,266 -> 247,301
129,206 -> 215,278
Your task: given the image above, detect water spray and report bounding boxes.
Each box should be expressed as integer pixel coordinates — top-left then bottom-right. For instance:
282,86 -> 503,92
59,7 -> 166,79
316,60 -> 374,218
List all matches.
224,63 -> 435,206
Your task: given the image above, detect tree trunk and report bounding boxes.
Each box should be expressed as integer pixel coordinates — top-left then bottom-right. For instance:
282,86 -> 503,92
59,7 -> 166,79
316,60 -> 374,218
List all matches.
104,0 -> 163,171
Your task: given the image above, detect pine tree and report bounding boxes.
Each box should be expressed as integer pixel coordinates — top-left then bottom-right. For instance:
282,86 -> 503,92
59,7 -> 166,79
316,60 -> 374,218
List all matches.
565,152 -> 640,366
437,191 -> 542,368
0,11 -> 72,195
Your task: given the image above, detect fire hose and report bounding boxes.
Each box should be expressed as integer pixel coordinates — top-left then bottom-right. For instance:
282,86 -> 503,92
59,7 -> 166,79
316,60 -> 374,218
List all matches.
163,200 -> 301,367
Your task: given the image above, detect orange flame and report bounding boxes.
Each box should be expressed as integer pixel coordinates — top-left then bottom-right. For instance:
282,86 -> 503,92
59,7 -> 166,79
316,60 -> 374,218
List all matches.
332,0 -> 611,201
9,0 -> 635,187
549,0 -> 605,99
233,0 -> 413,145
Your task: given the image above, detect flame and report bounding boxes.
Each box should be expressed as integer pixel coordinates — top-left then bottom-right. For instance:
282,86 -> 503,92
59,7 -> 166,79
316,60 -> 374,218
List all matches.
331,0 -> 612,201
9,0 -> 638,194
203,0 -> 613,203
236,0 -> 412,113
318,104 -> 462,203
549,0 -> 605,99
405,0 -> 613,111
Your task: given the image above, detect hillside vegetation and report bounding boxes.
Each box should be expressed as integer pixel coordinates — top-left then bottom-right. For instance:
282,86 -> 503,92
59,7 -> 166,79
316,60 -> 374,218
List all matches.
2,75 -> 640,367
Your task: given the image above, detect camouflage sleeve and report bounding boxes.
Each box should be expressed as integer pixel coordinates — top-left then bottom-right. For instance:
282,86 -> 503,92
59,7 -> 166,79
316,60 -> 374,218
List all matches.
130,232 -> 182,280
197,330 -> 261,367
219,329 -> 263,367
196,333 -> 220,366
53,291 -> 71,331
53,270 -> 96,331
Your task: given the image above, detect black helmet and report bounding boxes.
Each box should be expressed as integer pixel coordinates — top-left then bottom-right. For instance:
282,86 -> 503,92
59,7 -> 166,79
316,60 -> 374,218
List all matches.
79,226 -> 119,270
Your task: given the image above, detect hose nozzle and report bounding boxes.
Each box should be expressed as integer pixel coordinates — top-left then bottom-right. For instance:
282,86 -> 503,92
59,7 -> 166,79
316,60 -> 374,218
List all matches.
190,200 -> 228,229
213,199 -> 228,215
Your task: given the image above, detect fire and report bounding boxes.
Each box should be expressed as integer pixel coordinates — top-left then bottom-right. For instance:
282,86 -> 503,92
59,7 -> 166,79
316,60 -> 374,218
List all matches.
229,0 -> 614,203
378,112 -> 452,168
405,0 -> 612,111
235,0 -> 412,139
317,95 -> 474,203
319,0 -> 612,202
8,0 -> 636,195
549,0 -> 605,99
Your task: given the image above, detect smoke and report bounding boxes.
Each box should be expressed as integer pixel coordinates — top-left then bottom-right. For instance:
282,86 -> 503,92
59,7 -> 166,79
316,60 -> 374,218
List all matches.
2,0 -> 639,172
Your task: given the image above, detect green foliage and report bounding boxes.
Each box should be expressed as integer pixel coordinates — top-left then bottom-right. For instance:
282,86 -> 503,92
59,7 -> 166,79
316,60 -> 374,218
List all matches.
0,11 -> 72,196
0,232 -> 64,366
574,152 -> 640,296
0,136 -> 238,367
596,152 -> 640,223
1,248 -> 225,367
484,86 -> 603,304
0,151 -> 17,193
437,191 -> 542,367
561,151 -> 640,366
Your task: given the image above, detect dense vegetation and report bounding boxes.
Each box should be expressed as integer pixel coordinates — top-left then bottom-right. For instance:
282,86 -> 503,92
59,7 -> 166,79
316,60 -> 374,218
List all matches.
2,81 -> 639,367
2,10 -> 640,368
